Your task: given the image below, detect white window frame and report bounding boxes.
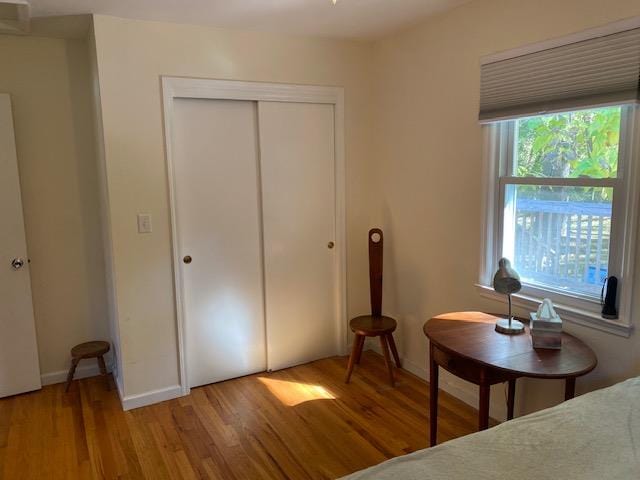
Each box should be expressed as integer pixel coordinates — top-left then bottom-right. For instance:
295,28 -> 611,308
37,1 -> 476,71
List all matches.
478,105 -> 640,337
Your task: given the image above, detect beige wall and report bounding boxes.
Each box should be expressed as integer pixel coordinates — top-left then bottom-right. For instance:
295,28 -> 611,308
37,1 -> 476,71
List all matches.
91,15 -> 375,398
87,24 -> 124,393
19,0 -> 638,412
371,0 -> 640,417
0,34 -> 109,380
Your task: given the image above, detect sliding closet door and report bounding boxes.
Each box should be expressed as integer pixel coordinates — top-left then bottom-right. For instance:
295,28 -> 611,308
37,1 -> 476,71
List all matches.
172,99 -> 266,388
258,101 -> 338,371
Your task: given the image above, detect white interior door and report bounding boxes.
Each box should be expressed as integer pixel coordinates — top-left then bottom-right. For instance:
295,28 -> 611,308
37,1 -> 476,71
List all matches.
172,98 -> 267,388
258,101 -> 338,371
0,94 -> 41,397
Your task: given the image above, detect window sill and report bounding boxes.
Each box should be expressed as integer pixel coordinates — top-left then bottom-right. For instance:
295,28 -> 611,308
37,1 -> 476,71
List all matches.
475,284 -> 633,338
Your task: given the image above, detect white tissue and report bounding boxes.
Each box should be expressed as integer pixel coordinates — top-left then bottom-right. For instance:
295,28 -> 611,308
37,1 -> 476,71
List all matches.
535,298 -> 561,323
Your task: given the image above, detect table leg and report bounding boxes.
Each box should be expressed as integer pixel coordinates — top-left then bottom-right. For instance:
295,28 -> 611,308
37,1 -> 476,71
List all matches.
507,379 -> 516,420
429,344 -> 439,447
565,377 -> 576,401
479,377 -> 490,431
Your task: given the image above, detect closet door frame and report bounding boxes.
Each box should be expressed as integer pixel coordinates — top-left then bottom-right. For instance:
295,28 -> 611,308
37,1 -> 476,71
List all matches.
161,76 -> 347,395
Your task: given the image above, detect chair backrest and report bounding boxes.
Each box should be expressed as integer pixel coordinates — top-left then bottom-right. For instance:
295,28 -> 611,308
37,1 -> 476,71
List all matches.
369,228 -> 383,316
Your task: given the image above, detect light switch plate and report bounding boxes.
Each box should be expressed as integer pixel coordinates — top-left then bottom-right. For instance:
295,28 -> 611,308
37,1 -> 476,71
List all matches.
137,213 -> 152,233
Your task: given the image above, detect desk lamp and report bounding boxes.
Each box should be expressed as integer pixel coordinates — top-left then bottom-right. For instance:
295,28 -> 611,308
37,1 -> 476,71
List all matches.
493,258 -> 525,335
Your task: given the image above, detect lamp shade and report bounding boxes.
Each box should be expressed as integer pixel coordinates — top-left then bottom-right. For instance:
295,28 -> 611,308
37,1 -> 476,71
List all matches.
493,258 -> 522,295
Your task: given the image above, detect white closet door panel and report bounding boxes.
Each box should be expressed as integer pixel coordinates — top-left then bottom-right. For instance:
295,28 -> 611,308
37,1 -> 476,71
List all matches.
173,99 -> 266,388
0,94 -> 41,398
258,101 -> 338,371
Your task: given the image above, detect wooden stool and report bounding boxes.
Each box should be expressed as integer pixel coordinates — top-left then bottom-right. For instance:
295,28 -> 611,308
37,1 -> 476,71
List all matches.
345,228 -> 401,386
65,341 -> 110,392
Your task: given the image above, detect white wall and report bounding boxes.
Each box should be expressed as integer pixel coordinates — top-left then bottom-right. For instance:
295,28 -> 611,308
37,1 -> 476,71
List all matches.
91,15 -> 375,401
370,0 -> 640,418
87,24 -> 124,393
0,33 -> 109,382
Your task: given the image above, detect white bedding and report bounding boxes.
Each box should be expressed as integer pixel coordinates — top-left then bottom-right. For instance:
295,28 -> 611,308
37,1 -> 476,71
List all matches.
342,376 -> 640,480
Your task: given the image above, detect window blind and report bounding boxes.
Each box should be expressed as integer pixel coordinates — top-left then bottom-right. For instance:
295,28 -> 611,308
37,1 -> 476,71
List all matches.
479,27 -> 640,122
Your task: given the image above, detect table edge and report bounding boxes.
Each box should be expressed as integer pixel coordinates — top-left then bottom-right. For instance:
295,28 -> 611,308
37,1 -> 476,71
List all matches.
424,316 -> 598,379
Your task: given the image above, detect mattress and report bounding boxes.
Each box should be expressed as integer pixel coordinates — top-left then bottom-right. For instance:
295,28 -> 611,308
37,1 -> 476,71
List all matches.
342,376 -> 640,479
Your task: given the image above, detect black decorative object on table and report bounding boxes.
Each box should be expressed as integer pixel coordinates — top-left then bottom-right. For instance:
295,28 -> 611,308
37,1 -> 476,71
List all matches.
601,276 -> 618,319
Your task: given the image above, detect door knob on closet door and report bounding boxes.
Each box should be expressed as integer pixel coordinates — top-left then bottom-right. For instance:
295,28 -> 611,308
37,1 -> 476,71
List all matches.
183,255 -> 192,264
11,258 -> 25,270
327,242 -> 335,249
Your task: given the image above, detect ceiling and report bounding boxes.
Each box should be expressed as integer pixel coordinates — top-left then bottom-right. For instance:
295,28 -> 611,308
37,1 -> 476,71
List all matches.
26,0 -> 468,39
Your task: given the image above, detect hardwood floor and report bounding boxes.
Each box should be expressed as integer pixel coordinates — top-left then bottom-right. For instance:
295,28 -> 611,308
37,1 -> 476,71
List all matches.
0,352 -> 481,479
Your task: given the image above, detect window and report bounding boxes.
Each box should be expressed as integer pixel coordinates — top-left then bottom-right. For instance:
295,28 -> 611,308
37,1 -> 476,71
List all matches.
480,105 -> 639,334
507,106 -> 619,299
478,24 -> 640,334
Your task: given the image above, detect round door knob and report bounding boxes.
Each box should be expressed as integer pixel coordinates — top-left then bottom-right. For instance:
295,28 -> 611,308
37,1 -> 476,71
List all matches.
327,241 -> 335,249
11,258 -> 25,270
183,255 -> 192,264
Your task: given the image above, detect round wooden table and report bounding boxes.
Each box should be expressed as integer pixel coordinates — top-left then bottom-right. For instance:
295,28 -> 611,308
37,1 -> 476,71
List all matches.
424,311 -> 597,446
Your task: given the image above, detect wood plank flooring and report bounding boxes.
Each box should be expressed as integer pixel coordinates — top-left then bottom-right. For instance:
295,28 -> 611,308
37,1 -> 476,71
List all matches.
0,352 -> 481,479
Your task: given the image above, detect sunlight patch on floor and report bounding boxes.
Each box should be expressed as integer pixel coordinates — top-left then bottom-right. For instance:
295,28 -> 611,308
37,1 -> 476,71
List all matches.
258,377 -> 336,406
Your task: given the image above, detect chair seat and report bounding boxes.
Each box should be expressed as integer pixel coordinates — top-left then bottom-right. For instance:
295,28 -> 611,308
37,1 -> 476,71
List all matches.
71,341 -> 110,359
350,315 -> 397,336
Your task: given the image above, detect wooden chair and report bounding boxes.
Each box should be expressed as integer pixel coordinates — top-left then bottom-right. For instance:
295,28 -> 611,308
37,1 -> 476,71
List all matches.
65,341 -> 110,392
345,228 -> 401,386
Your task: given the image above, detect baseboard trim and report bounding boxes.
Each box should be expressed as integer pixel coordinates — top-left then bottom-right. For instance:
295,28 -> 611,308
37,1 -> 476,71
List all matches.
120,385 -> 183,411
400,355 -> 428,379
41,363 -> 103,386
41,361 -> 181,411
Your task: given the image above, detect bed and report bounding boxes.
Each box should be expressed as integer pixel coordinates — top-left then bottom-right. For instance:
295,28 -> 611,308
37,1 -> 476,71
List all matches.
342,376 -> 640,479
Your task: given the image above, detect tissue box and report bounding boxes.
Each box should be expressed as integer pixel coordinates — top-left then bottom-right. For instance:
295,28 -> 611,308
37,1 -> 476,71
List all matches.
530,311 -> 562,332
530,328 -> 562,349
530,311 -> 562,349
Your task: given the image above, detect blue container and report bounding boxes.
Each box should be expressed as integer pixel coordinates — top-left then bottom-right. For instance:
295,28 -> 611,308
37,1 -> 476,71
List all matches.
587,266 -> 608,285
